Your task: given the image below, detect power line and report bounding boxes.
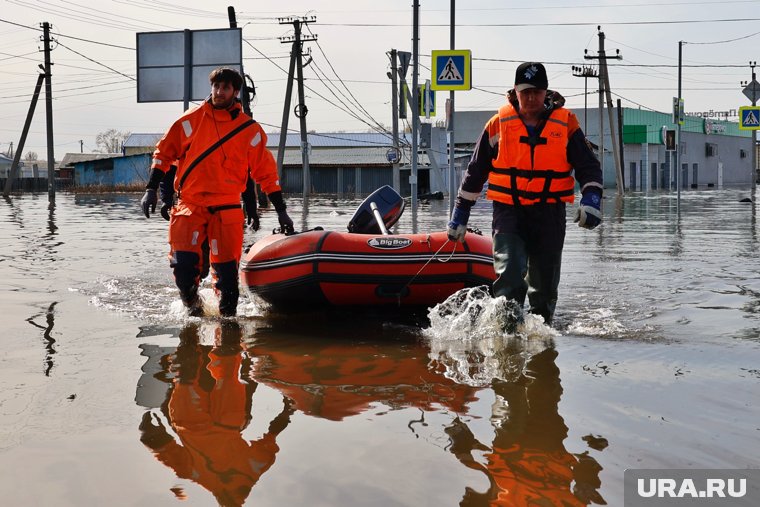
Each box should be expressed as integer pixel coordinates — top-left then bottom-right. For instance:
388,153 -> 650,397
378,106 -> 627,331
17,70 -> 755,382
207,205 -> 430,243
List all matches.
319,17 -> 760,27
57,41 -> 135,81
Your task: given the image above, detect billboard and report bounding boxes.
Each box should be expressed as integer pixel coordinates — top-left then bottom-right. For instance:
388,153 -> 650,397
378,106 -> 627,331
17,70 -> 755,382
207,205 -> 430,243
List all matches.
136,28 -> 242,103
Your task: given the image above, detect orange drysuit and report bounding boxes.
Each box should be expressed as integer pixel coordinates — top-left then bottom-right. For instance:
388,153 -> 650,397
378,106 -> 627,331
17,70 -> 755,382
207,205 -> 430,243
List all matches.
150,98 -> 284,315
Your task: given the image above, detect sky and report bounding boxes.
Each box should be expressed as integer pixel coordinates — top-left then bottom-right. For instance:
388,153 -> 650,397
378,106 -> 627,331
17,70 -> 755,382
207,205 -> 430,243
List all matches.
1,0 -> 759,161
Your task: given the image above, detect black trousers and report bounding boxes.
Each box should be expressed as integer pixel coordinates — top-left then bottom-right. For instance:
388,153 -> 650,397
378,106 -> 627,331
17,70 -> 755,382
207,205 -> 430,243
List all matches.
491,201 -> 566,324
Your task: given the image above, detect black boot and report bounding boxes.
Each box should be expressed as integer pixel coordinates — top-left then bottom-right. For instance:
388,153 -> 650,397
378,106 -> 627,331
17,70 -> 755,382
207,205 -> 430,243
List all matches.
180,285 -> 204,317
213,260 -> 239,317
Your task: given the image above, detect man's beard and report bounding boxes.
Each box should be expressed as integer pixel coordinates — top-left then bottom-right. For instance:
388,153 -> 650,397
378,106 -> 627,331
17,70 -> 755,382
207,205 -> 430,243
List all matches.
212,97 -> 234,109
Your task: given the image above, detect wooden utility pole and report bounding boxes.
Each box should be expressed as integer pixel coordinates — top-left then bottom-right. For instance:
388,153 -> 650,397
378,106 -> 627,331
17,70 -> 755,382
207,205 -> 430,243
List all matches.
586,28 -> 623,195
3,73 -> 44,197
43,21 -> 56,204
278,16 -> 316,201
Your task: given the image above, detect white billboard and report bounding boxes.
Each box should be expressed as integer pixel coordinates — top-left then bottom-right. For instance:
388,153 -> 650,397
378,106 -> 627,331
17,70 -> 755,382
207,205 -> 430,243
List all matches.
136,28 -> 242,103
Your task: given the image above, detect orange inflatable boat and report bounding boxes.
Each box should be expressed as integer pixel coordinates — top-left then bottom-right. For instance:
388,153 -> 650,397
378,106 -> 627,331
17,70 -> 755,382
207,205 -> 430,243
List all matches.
240,186 -> 496,310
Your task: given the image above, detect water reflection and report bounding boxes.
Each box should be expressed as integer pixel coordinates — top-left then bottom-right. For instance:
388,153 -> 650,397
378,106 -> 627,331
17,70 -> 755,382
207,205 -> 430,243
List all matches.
244,329 -> 478,421
447,348 -> 605,506
136,322 -> 293,507
25,301 -> 57,376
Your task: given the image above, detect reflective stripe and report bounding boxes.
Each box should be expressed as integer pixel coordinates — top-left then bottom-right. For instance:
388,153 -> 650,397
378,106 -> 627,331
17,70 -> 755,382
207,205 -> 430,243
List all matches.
489,133 -> 500,148
581,181 -> 604,193
152,158 -> 162,167
546,117 -> 568,127
182,120 -> 192,137
250,132 -> 261,147
459,189 -> 481,201
191,231 -> 199,246
500,115 -> 519,123
210,239 -> 219,256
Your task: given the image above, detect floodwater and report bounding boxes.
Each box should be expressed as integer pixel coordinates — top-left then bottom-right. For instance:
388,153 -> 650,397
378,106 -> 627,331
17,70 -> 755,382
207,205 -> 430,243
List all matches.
1,188 -> 759,506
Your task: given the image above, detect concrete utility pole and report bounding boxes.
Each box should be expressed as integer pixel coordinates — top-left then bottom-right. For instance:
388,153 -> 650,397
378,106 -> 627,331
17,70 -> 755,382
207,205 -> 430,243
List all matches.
677,41 -> 684,209
411,0 -> 420,230
388,49 -> 401,192
278,16 -> 317,201
741,61 -> 758,188
447,0 -> 456,214
43,21 -> 56,205
586,28 -> 623,195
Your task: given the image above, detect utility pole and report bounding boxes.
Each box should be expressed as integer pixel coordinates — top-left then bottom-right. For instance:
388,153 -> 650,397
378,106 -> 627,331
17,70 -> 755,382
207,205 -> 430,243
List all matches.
79,140 -> 83,153
8,142 -> 13,158
447,0 -> 456,214
3,72 -> 45,197
677,41 -> 684,209
741,61 -> 758,188
571,64 -> 598,135
278,16 -> 316,201
227,7 -> 253,117
43,21 -> 56,205
411,0 -> 420,230
388,49 -> 401,193
585,28 -> 623,195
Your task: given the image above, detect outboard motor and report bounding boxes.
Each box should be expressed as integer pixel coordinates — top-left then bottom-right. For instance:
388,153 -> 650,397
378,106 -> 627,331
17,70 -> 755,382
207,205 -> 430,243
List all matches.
347,185 -> 406,234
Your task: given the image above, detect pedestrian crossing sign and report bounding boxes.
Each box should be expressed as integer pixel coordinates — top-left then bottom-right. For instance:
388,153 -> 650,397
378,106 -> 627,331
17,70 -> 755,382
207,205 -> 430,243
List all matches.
431,50 -> 471,91
739,106 -> 760,130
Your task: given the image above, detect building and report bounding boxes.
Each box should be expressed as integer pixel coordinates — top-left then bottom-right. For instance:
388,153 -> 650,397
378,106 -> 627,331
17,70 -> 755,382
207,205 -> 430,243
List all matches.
81,106 -> 756,194
123,133 -> 163,156
573,107 -> 754,190
71,153 -> 150,187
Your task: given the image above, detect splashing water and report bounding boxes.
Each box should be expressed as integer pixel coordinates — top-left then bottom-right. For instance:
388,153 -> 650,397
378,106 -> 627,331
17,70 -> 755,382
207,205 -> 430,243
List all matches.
423,286 -> 558,386
88,275 -> 267,323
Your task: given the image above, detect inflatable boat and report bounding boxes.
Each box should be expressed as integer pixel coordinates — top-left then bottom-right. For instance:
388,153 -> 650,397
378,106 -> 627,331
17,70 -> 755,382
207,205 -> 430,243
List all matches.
240,186 -> 496,310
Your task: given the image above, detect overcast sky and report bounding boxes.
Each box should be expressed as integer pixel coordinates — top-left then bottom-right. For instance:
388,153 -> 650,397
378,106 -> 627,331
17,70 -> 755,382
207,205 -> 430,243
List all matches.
1,0 -> 759,160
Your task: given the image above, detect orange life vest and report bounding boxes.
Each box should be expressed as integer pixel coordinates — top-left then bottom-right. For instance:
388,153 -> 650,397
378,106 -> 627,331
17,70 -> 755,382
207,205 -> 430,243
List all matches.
486,104 -> 576,205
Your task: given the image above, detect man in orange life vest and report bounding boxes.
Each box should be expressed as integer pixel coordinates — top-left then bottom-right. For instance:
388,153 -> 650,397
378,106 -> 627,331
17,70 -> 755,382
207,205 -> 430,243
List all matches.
141,67 -> 293,317
447,62 -> 603,325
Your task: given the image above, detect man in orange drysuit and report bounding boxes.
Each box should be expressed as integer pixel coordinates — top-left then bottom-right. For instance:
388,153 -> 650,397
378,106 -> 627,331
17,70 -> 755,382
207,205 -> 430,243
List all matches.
141,67 -> 293,317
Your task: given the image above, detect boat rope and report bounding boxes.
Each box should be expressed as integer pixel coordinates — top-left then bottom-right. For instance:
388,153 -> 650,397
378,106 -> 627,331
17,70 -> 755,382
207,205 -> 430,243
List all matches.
396,238 -> 457,306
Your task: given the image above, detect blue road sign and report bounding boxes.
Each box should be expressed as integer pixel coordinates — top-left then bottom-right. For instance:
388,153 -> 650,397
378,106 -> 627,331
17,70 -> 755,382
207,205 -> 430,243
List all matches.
431,50 -> 471,91
739,106 -> 760,130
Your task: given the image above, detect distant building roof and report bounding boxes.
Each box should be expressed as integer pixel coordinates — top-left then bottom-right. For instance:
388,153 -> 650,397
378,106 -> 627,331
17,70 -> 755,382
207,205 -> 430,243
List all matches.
267,132 -> 414,149
281,147 -> 431,167
60,153 -> 121,167
123,133 -> 162,148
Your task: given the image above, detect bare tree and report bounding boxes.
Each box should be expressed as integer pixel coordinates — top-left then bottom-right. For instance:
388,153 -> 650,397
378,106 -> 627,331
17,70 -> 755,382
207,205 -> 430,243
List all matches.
25,151 -> 38,162
95,129 -> 131,153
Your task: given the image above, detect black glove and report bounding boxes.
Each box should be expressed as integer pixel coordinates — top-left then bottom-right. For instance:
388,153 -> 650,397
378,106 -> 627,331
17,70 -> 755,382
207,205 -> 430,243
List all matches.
158,165 -> 176,222
160,202 -> 172,221
242,188 -> 260,231
141,188 -> 157,218
138,411 -> 173,450
277,209 -> 294,234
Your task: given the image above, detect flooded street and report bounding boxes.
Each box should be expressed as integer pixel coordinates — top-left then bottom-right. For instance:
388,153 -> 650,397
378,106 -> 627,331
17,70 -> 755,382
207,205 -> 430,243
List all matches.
1,188 -> 759,506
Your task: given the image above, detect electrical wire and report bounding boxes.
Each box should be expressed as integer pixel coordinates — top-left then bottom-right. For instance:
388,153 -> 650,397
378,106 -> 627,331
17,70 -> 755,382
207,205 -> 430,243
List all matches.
57,41 -> 135,81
